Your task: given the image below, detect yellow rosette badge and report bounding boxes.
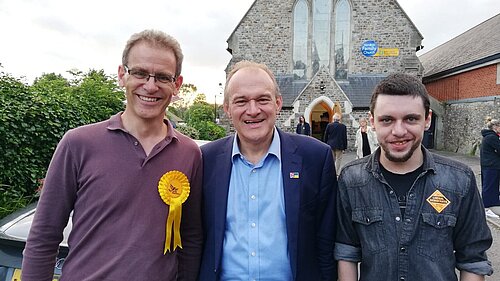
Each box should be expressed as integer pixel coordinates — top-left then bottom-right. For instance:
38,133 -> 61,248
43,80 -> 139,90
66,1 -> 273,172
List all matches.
158,170 -> 190,254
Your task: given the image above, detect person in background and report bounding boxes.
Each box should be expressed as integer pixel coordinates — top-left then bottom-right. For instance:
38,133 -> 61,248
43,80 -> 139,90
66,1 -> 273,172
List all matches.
324,113 -> 348,176
199,60 -> 337,281
22,30 -> 203,281
335,73 -> 493,281
295,115 -> 311,136
480,117 -> 500,218
354,117 -> 378,158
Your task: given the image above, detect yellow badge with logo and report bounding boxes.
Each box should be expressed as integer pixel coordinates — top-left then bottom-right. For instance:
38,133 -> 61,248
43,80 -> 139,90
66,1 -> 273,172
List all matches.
426,190 -> 450,213
158,170 -> 190,254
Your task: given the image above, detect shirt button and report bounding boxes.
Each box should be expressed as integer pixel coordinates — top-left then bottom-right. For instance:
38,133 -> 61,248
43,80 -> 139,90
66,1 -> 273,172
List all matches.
251,252 -> 256,257
252,169 -> 256,173
251,222 -> 256,228
395,216 -> 401,222
409,193 -> 415,199
134,141 -> 138,146
250,195 -> 256,200
400,247 -> 406,253
389,190 -> 394,194
405,218 -> 411,223
400,277 -> 405,281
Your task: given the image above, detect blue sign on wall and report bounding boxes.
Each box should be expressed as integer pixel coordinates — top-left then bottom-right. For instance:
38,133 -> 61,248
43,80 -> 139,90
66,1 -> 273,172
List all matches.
361,40 -> 378,57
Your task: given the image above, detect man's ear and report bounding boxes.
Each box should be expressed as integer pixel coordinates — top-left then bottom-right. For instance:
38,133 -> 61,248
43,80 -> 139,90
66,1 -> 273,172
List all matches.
223,103 -> 231,119
117,65 -> 126,87
276,95 -> 283,113
173,75 -> 183,96
369,112 -> 375,129
425,109 -> 433,130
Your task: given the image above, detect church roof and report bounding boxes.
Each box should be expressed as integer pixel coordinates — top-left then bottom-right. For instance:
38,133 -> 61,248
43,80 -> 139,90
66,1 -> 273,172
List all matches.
338,76 -> 386,108
276,75 -> 308,106
419,13 -> 500,79
277,75 -> 386,109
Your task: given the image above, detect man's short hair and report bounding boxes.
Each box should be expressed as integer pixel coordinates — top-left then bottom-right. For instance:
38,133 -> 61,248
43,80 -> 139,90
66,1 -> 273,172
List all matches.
333,113 -> 341,121
370,73 -> 430,116
122,29 -> 183,77
224,60 -> 281,105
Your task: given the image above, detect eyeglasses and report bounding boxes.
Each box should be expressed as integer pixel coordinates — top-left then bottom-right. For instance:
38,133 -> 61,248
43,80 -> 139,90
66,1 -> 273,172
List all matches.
124,65 -> 176,84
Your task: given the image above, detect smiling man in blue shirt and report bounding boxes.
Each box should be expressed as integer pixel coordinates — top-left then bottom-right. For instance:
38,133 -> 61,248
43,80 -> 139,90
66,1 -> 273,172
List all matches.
199,60 -> 337,281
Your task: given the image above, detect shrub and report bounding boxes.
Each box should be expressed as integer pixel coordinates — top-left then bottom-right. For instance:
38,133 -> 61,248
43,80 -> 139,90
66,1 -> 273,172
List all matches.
0,70 -> 124,218
176,124 -> 200,139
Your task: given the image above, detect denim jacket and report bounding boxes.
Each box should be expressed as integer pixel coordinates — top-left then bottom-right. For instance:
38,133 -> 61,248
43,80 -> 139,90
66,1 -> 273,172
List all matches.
334,147 -> 493,281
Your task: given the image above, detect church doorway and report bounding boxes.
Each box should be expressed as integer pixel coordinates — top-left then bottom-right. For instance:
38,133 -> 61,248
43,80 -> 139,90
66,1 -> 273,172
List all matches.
309,102 -> 333,141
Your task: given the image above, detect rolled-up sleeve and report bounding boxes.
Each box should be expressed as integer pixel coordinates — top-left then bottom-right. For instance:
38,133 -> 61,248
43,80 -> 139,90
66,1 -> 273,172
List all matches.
334,177 -> 362,263
453,172 -> 493,276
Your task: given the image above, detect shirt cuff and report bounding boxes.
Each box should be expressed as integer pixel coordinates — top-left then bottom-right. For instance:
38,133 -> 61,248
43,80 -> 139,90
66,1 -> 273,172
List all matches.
457,260 -> 493,276
334,242 -> 361,262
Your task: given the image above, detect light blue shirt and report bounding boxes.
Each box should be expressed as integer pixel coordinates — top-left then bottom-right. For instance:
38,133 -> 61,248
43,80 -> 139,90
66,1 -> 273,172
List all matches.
220,128 -> 292,281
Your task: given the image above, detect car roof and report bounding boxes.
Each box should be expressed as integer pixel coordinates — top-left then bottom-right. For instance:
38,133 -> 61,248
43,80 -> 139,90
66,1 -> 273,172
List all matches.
0,203 -> 71,247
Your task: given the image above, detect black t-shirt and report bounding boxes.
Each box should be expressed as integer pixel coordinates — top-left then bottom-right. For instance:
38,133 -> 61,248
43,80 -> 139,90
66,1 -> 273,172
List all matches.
380,164 -> 423,218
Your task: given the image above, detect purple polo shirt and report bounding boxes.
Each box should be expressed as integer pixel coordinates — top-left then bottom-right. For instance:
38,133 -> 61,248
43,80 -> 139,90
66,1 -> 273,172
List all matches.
22,112 -> 203,281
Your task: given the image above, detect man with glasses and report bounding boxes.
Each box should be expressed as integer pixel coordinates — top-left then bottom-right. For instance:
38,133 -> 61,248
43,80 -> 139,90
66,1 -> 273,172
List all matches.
22,30 -> 203,280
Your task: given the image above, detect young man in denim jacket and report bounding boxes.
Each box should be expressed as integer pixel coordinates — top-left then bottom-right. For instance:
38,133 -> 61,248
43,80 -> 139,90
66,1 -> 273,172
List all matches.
335,73 -> 493,281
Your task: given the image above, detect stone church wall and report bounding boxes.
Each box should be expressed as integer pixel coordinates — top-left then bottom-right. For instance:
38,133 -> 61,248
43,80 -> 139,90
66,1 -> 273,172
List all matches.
227,0 -> 422,76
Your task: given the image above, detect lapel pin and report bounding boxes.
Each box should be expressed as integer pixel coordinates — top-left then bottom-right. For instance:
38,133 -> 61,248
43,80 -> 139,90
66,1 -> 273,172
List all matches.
289,172 -> 299,179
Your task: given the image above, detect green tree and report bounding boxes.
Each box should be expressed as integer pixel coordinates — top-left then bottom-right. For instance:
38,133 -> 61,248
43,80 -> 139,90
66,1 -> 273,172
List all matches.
184,100 -> 226,141
0,70 -> 124,218
169,83 -> 198,119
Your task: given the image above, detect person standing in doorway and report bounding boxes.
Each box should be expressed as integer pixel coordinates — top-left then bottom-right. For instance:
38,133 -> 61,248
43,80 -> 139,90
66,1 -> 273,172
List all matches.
324,113 -> 347,175
295,115 -> 311,136
480,117 -> 500,218
354,117 -> 378,158
335,73 -> 493,281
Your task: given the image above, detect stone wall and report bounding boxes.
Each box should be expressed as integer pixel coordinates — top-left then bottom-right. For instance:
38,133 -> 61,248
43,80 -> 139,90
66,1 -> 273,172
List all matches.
227,0 -> 423,76
443,99 -> 500,155
350,0 -> 423,74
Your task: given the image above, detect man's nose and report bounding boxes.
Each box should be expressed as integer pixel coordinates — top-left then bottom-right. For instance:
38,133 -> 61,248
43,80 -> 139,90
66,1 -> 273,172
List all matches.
392,121 -> 407,136
143,76 -> 159,91
246,100 -> 260,115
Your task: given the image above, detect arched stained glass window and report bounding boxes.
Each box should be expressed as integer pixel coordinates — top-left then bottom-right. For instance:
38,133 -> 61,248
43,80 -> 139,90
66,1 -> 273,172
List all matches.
312,0 -> 331,75
293,0 -> 308,80
334,0 -> 351,79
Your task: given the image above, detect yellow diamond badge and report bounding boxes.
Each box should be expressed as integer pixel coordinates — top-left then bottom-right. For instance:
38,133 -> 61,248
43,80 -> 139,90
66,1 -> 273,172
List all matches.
426,190 -> 450,213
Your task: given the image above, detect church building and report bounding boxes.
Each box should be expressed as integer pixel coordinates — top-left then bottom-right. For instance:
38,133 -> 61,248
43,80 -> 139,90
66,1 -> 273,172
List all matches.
222,0 -> 425,146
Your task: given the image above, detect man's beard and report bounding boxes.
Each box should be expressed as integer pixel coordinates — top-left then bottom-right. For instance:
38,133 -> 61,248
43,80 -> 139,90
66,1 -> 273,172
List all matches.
380,140 -> 421,163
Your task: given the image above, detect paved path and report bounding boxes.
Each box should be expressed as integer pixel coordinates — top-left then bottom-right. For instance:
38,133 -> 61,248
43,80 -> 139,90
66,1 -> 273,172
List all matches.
339,150 -> 500,279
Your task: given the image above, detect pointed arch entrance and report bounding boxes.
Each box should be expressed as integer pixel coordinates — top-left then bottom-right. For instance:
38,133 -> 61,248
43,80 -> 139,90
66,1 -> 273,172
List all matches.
308,101 -> 333,141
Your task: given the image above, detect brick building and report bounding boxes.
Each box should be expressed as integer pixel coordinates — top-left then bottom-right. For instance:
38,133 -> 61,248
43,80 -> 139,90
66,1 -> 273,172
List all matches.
420,13 -> 500,154
220,0 -> 425,148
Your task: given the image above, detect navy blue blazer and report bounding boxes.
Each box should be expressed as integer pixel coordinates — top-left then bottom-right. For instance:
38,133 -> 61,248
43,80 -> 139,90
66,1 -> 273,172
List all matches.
324,121 -> 347,150
199,129 -> 337,281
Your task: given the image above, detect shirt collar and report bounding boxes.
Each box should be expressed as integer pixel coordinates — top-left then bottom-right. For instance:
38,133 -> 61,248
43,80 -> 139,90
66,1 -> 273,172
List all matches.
106,112 -> 179,144
231,127 -> 281,163
367,146 -> 436,175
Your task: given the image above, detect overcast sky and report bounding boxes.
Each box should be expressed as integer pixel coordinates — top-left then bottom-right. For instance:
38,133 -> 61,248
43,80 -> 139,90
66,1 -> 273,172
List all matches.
0,0 -> 498,103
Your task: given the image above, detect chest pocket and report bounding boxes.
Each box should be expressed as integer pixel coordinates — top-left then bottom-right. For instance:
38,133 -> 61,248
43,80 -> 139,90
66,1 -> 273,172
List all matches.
352,208 -> 387,254
417,212 -> 456,261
